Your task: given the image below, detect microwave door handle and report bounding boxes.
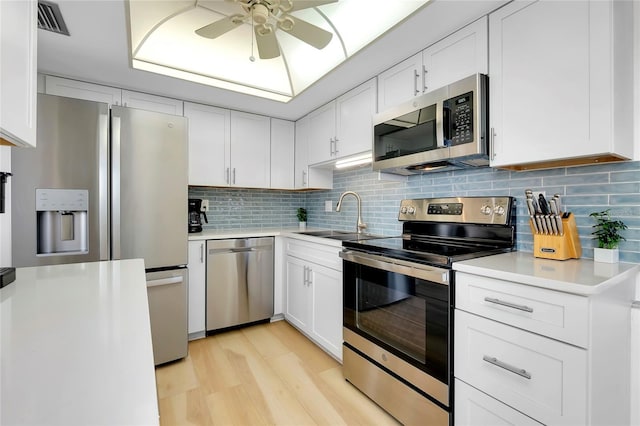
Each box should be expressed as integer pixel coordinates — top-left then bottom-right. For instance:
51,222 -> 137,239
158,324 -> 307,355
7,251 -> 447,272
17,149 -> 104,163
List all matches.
436,102 -> 446,148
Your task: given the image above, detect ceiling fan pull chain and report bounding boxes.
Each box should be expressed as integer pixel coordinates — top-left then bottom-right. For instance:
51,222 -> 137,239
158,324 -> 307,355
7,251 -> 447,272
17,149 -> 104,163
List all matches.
250,5 -> 256,61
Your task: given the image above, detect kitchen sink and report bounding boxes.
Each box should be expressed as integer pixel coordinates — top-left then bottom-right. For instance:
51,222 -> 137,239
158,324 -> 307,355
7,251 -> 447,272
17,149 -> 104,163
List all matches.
297,230 -> 383,241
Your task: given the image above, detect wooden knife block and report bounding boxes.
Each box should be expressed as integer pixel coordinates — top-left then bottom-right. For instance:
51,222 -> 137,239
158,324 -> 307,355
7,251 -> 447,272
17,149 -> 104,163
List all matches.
531,213 -> 582,260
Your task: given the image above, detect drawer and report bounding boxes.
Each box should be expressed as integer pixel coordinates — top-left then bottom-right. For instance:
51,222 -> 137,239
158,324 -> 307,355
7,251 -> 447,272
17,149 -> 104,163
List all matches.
454,310 -> 587,426
285,238 -> 342,271
454,379 -> 542,426
455,272 -> 589,347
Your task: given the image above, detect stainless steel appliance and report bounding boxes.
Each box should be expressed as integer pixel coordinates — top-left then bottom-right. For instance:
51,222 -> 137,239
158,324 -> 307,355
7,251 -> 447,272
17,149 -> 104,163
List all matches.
340,196 -> 516,425
372,74 -> 489,175
11,94 -> 188,365
206,237 -> 274,332
188,198 -> 208,233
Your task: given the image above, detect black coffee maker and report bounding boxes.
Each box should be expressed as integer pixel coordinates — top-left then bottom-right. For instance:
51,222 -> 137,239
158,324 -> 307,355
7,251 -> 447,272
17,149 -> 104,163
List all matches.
188,198 -> 208,233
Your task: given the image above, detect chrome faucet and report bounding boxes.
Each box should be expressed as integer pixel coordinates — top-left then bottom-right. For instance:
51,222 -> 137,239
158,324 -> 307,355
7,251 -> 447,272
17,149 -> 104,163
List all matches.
336,191 -> 367,234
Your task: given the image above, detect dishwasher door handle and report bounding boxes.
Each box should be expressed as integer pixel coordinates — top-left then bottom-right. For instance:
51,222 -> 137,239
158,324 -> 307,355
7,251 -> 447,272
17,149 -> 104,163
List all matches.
147,276 -> 184,288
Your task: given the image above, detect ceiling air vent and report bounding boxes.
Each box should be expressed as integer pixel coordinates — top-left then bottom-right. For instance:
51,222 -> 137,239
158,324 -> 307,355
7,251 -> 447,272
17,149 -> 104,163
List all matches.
37,0 -> 69,36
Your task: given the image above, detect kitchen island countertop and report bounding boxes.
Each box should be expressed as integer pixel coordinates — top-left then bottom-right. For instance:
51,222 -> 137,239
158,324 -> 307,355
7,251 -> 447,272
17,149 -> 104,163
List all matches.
454,251 -> 639,296
0,259 -> 158,426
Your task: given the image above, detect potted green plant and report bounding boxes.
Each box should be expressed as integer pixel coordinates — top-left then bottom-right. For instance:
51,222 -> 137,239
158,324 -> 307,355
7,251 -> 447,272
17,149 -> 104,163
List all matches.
297,207 -> 307,230
589,209 -> 627,263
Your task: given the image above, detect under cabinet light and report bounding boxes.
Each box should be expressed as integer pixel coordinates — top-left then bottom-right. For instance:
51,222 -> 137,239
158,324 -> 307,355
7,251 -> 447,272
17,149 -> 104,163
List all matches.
335,153 -> 372,169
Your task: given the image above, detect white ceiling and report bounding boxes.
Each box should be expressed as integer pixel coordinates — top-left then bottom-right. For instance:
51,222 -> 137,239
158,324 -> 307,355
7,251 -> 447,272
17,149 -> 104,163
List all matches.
37,0 -> 507,121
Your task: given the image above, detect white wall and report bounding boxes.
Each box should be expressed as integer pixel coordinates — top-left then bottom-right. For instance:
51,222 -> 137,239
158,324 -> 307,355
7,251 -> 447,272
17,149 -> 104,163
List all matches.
0,145 -> 11,266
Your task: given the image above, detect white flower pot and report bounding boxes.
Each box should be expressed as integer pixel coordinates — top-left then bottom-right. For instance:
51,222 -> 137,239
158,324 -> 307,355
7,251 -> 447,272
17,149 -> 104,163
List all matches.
299,222 -> 307,230
594,247 -> 619,263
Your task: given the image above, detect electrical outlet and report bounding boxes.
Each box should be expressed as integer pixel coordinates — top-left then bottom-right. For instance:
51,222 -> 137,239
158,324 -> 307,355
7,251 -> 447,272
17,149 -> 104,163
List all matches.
201,199 -> 209,211
325,200 -> 333,212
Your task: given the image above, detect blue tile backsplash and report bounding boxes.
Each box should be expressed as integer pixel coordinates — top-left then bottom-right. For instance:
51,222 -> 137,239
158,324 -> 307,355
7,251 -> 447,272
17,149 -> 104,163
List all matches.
190,161 -> 640,263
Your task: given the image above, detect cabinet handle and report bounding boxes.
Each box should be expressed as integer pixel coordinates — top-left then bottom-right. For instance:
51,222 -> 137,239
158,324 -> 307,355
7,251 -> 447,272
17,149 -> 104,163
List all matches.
302,170 -> 307,187
484,297 -> 533,313
303,266 -> 308,285
489,127 -> 496,160
414,70 -> 420,95
226,167 -> 230,184
334,137 -> 339,155
200,243 -> 204,263
307,267 -> 312,285
482,355 -> 532,380
329,138 -> 335,156
422,65 -> 428,92
232,168 -> 236,185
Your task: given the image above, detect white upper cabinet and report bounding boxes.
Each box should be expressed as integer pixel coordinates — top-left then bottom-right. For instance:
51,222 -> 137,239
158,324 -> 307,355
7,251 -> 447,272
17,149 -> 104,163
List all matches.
270,118 -> 295,190
184,102 -> 230,187
335,78 -> 377,158
307,101 -> 336,164
45,76 -> 122,107
294,116 -> 332,190
230,111 -> 271,188
1,0 -> 37,147
122,90 -> 183,116
489,0 -> 634,170
377,17 -> 488,113
307,78 -> 377,165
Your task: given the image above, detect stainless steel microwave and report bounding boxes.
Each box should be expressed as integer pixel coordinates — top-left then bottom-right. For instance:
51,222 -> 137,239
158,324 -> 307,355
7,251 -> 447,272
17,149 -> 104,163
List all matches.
372,73 -> 488,175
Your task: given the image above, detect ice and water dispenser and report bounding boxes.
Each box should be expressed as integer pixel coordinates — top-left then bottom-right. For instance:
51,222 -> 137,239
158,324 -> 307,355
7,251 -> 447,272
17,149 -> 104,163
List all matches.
36,189 -> 89,256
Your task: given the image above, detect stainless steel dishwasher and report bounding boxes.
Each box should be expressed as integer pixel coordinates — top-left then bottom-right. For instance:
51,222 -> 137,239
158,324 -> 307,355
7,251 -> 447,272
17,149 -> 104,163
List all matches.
206,237 -> 274,332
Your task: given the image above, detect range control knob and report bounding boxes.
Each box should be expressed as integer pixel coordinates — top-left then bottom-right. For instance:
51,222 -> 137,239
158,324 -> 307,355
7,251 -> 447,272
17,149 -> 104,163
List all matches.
480,205 -> 493,215
407,206 -> 416,215
494,205 -> 506,216
400,206 -> 408,214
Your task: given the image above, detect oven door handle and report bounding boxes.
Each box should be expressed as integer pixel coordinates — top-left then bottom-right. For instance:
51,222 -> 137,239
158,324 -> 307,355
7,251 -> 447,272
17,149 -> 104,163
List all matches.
339,250 -> 449,285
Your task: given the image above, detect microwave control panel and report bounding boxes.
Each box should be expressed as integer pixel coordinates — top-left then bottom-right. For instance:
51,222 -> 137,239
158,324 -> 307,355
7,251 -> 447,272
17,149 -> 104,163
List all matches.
445,91 -> 473,146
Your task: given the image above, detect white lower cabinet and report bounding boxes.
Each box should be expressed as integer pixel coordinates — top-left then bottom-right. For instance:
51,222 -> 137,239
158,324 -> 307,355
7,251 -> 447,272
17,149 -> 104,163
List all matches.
455,379 -> 542,426
454,269 -> 635,426
187,240 -> 206,339
284,238 -> 342,361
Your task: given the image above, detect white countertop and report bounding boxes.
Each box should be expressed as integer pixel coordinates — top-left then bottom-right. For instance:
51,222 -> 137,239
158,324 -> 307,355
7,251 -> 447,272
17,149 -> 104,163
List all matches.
0,259 -> 159,426
454,252 -> 639,296
188,227 -> 346,247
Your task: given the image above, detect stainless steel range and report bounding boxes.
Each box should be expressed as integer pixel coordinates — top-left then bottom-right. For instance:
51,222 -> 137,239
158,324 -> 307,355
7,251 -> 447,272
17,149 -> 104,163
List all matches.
340,196 -> 516,425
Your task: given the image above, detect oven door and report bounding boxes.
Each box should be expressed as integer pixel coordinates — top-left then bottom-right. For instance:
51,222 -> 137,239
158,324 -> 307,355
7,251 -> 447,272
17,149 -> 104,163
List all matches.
341,250 -> 451,389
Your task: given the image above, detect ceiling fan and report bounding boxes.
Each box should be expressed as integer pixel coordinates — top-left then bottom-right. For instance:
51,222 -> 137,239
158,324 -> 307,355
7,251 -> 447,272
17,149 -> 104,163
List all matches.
196,0 -> 338,60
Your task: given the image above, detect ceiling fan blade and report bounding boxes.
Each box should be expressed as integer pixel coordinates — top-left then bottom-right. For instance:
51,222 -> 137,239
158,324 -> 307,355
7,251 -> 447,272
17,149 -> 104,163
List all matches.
195,16 -> 242,39
255,26 -> 281,59
287,0 -> 338,12
280,16 -> 333,49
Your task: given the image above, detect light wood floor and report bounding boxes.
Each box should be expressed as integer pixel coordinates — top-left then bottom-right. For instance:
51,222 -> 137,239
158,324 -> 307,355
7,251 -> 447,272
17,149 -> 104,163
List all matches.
155,320 -> 401,426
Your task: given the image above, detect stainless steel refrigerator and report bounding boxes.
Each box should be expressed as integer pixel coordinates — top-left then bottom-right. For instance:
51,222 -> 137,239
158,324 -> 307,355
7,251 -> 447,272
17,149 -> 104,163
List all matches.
12,94 -> 188,365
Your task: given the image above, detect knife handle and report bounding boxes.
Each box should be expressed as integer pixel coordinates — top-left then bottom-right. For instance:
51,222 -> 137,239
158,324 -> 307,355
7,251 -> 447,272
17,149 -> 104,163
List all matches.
556,215 -> 564,235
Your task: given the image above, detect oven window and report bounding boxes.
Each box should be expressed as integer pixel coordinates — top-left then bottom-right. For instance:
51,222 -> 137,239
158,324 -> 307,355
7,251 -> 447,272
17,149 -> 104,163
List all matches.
373,104 -> 438,161
345,261 -> 449,382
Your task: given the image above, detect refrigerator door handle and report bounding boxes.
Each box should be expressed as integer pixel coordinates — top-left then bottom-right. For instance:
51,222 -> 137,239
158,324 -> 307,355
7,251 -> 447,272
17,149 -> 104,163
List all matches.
147,276 -> 184,288
111,113 -> 121,260
98,109 -> 110,260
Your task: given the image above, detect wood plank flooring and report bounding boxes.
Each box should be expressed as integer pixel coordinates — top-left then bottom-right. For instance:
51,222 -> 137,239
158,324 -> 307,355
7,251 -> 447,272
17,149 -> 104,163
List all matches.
155,320 -> 400,426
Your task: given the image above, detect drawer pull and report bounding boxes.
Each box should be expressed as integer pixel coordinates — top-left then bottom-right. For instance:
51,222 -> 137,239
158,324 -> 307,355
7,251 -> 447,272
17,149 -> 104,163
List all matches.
482,355 -> 532,380
484,297 -> 533,313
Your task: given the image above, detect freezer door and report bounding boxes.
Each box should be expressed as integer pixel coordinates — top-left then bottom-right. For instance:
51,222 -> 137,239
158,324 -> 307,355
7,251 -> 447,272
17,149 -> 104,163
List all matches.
111,106 -> 188,268
11,94 -> 109,267
146,268 -> 188,365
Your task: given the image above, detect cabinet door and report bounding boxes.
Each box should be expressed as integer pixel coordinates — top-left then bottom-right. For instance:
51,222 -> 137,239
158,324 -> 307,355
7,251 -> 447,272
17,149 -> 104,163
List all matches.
44,75 -> 122,107
187,240 -> 206,337
489,0 -> 632,168
335,78 -> 377,159
0,0 -> 37,147
310,263 -> 343,361
294,116 -> 309,189
376,52 -> 422,112
230,111 -> 271,188
184,102 -> 230,186
122,90 -> 183,115
307,101 -> 336,164
270,118 -> 294,189
422,16 -> 488,92
285,256 -> 311,332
